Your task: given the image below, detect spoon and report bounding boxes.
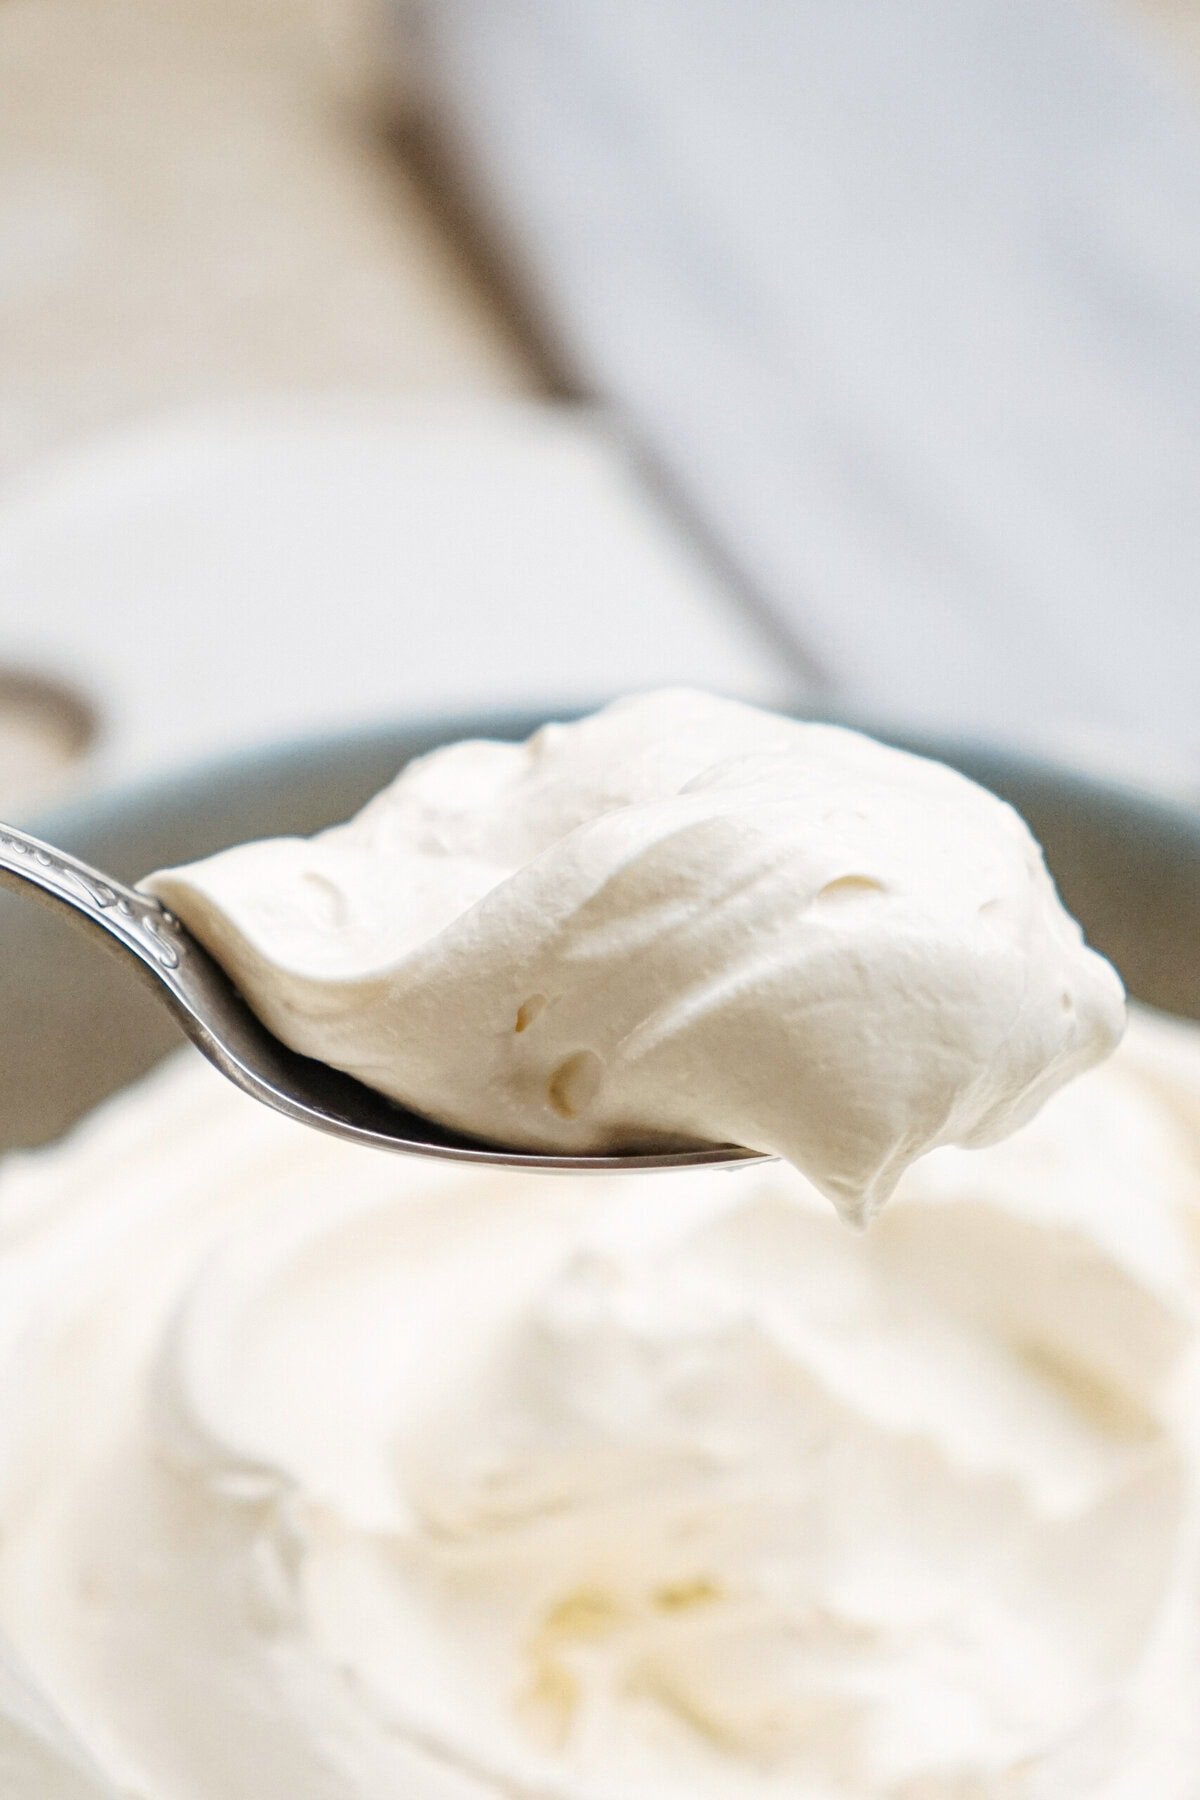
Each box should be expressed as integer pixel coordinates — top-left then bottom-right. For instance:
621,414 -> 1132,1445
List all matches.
0,822 -> 767,1172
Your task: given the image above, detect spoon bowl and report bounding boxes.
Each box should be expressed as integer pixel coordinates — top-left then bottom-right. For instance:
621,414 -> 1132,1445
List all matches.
0,820 -> 767,1172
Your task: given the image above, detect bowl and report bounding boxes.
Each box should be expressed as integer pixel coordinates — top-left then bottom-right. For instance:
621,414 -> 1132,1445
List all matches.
2,709 -> 1198,1154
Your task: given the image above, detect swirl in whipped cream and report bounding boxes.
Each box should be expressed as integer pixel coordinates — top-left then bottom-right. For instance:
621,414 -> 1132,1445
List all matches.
147,690 -> 1125,1223
1,1008 -> 1199,1797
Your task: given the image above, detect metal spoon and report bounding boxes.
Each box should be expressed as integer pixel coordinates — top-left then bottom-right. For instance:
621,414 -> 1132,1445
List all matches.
0,822 -> 766,1172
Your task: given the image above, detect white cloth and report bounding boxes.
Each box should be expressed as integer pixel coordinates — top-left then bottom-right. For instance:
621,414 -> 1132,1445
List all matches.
0,398 -> 783,795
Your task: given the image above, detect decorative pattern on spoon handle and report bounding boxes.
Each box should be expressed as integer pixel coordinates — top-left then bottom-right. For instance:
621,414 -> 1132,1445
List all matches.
0,823 -> 182,970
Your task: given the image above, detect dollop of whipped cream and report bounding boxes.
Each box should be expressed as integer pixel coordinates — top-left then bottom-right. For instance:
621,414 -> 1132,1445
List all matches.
2,1010 -> 1200,1797
147,691 -> 1125,1222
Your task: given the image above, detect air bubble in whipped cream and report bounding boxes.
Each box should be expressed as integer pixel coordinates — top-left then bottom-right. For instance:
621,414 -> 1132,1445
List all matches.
547,1048 -> 604,1119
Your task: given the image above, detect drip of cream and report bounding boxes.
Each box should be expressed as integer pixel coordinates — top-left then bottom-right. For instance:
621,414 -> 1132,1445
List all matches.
147,690 -> 1125,1222
0,1008 -> 1198,1797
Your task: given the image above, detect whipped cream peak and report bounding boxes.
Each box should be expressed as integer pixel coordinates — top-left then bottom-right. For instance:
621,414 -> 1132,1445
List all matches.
149,690 -> 1125,1221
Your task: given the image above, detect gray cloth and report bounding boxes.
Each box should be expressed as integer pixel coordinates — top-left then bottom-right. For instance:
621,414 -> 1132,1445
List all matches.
412,0 -> 1200,767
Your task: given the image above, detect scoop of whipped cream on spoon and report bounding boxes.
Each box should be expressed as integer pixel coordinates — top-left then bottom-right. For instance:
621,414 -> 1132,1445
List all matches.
145,691 -> 1125,1223
0,819 -> 762,1174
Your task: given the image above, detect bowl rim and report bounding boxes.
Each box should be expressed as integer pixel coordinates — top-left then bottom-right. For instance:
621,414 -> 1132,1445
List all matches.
29,703 -> 1200,862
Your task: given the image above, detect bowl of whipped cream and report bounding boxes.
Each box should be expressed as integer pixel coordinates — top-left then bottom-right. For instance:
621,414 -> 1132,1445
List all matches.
1,691 -> 1199,1799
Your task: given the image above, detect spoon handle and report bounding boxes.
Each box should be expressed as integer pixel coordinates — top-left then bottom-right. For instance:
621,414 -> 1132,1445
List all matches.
0,821 -> 185,980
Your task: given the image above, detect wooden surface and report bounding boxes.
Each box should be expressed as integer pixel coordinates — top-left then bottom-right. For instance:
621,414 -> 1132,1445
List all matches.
0,0 -> 532,479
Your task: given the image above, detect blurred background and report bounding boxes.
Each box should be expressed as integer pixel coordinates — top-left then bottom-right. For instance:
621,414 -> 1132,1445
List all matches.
0,0 -> 1198,815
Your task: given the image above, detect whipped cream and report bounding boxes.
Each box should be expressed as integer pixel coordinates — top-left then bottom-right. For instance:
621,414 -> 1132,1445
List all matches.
147,691 -> 1125,1222
1,1008 -> 1199,1797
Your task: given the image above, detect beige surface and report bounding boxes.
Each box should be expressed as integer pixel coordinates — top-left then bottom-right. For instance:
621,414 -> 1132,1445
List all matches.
1133,0 -> 1200,68
0,0 -> 533,480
